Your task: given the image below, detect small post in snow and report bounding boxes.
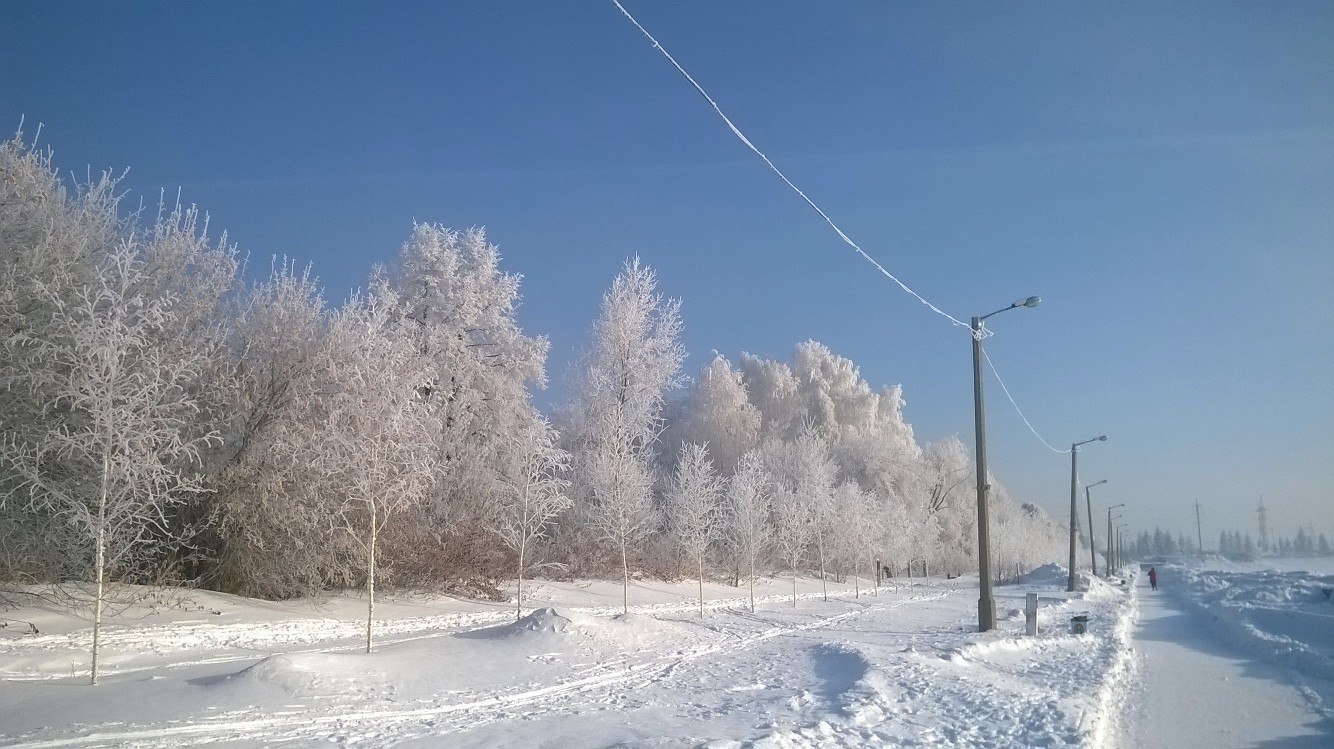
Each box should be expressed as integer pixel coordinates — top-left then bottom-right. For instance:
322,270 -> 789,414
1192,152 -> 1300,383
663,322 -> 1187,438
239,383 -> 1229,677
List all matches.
1025,592 -> 1039,636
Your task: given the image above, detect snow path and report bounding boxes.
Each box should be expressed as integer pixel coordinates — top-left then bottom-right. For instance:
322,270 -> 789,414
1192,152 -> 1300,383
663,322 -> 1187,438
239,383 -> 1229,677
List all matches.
1128,567 -> 1331,748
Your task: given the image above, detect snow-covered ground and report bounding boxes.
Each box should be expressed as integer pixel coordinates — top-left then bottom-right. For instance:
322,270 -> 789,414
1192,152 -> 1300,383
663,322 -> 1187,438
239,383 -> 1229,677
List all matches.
1,568 -> 1135,748
1127,557 -> 1334,748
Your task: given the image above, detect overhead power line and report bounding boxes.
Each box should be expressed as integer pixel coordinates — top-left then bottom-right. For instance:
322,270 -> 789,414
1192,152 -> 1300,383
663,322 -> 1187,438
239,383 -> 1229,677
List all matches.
610,0 -> 1068,454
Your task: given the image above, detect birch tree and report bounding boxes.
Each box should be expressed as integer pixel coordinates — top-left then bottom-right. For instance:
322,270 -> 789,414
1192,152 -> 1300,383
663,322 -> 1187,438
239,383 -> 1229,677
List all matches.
5,245 -> 216,684
793,426 -> 837,602
564,257 -> 684,612
664,442 -> 722,617
490,417 -> 570,621
306,286 -> 438,652
832,481 -> 878,597
723,452 -> 770,611
769,483 -> 810,607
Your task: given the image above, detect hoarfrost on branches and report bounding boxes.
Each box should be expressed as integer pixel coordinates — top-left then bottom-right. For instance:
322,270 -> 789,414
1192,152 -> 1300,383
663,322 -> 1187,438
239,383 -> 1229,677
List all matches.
489,417 -> 571,621
664,442 -> 723,617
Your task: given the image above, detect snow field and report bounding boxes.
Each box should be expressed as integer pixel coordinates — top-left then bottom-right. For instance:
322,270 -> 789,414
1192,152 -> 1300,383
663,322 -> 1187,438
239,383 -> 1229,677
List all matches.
1,571 -> 1137,748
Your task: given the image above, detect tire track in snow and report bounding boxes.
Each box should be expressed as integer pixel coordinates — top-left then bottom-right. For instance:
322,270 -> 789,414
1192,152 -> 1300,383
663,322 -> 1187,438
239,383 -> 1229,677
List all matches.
5,589 -> 958,748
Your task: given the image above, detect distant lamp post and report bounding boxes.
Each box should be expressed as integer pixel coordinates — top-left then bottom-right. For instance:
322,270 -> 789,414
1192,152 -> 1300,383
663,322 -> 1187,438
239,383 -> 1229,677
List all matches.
971,295 -> 1041,632
1106,504 -> 1125,575
1068,435 -> 1107,592
1084,479 -> 1107,577
1117,523 -> 1130,568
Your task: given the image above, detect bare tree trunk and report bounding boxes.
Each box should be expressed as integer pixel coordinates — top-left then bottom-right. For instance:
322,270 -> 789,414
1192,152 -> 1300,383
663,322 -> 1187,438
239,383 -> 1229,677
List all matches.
366,504 -> 377,654
92,445 -> 110,686
516,537 -> 526,622
791,561 -> 798,607
854,557 -> 860,599
817,534 -> 828,602
621,542 -> 629,615
697,557 -> 705,618
748,557 -> 756,612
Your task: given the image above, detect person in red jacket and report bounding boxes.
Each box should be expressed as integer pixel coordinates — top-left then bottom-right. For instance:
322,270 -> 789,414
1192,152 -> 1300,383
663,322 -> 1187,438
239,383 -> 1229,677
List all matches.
1148,566 -> 1158,591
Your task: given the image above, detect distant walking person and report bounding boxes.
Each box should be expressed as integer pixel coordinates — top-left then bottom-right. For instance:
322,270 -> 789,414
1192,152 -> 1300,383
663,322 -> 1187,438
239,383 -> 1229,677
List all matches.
1148,566 -> 1158,591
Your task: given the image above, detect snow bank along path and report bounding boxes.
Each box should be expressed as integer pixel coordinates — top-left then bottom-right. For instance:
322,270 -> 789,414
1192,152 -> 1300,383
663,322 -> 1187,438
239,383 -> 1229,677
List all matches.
1,574 -> 1137,748
1128,562 -> 1334,748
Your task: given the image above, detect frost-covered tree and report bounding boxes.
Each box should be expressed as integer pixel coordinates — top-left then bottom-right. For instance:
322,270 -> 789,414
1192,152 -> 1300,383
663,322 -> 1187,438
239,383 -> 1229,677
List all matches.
723,452 -> 770,611
792,426 -> 837,601
2,135 -> 122,581
489,417 -> 570,621
664,442 -> 723,617
328,288 -> 437,652
383,225 -> 549,578
831,481 -> 879,597
670,355 -> 760,475
208,261 -> 336,598
738,353 -> 803,441
563,258 -> 684,611
769,482 -> 810,607
583,443 -> 658,612
1,135 -> 238,586
4,245 -> 218,684
790,340 -> 879,438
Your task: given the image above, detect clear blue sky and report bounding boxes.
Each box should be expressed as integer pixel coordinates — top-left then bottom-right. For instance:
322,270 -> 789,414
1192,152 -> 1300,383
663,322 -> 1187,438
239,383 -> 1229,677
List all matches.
5,1 -> 1331,545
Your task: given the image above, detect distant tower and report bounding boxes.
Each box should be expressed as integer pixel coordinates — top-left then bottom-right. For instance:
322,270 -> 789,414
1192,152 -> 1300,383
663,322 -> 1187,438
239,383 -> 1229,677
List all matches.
1257,495 -> 1269,552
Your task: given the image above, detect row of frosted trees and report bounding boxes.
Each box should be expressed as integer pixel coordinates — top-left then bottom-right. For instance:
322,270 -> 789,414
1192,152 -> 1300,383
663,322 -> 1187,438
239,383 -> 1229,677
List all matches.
1,137 -> 1070,664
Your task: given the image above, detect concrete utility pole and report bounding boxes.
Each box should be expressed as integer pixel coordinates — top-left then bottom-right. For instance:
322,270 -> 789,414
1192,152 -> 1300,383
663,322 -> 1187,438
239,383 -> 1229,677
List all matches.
1068,436 -> 1107,592
1107,503 -> 1124,576
1085,479 -> 1107,577
1195,500 -> 1204,555
970,296 -> 1040,633
1257,495 -> 1269,552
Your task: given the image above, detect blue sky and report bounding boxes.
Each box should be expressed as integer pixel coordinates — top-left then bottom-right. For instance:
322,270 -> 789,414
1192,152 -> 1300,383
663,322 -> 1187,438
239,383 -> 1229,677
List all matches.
5,1 -> 1332,545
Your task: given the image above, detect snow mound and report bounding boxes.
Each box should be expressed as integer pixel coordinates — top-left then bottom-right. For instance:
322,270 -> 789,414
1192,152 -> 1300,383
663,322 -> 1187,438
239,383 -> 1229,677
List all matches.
1014,563 -> 1068,587
517,607 -> 571,634
457,607 -> 573,640
234,654 -> 312,693
218,653 -> 383,697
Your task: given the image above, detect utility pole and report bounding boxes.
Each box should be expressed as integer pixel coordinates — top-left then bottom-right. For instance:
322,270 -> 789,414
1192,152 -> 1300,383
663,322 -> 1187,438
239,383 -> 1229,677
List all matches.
1068,436 -> 1106,592
1084,482 -> 1103,577
1195,500 -> 1204,555
969,296 -> 1039,631
1257,495 -> 1269,552
971,315 -> 997,633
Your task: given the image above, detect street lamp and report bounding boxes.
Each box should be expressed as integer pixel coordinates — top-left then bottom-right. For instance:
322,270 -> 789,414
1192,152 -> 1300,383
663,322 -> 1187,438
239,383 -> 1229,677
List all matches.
1068,435 -> 1107,591
971,295 -> 1040,632
1117,523 -> 1130,568
1106,504 -> 1124,576
1084,479 -> 1107,577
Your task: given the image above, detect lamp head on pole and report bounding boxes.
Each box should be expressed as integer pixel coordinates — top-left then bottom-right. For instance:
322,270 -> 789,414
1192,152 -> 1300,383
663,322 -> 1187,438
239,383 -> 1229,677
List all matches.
1017,296 -> 1041,308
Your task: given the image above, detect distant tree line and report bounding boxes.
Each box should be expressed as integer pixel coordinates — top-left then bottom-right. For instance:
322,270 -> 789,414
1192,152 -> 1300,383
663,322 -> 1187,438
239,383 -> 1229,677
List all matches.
1130,527 -> 1331,561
